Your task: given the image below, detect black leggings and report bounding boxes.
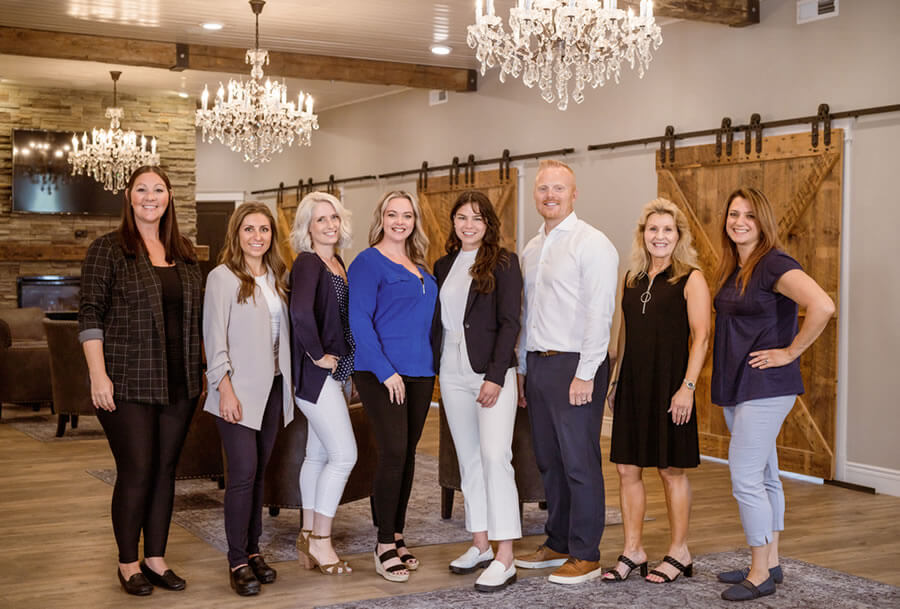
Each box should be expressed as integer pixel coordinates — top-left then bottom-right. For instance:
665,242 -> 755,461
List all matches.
97,397 -> 195,563
353,372 -> 434,544
215,376 -> 283,568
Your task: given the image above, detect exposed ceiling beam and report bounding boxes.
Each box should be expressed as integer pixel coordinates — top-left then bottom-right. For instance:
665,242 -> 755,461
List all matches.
0,26 -> 477,92
650,0 -> 760,27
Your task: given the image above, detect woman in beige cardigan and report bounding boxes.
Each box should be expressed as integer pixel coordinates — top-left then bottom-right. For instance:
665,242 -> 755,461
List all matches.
203,202 -> 293,596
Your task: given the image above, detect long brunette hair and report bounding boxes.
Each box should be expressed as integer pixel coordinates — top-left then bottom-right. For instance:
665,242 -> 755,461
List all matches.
715,187 -> 782,296
118,166 -> 196,263
443,190 -> 508,293
219,202 -> 289,304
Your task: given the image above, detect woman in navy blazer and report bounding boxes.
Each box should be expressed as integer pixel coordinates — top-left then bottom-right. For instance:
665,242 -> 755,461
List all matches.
289,191 -> 356,576
348,190 -> 438,583
432,191 -> 522,593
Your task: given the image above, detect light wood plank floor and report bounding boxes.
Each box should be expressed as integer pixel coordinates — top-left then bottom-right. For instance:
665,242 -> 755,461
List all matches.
1,405 -> 897,609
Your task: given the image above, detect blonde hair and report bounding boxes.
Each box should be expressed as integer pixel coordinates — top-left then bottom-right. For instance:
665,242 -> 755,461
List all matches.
536,159 -> 576,184
627,198 -> 700,287
219,201 -> 289,304
367,190 -> 429,267
290,191 -> 352,254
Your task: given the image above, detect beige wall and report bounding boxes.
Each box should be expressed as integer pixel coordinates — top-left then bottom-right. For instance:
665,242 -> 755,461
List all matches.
209,0 -> 900,482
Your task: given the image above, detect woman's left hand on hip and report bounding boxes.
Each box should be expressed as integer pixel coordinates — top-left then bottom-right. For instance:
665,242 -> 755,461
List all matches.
748,348 -> 793,369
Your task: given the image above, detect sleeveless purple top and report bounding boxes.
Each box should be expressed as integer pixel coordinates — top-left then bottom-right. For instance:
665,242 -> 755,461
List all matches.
711,249 -> 804,406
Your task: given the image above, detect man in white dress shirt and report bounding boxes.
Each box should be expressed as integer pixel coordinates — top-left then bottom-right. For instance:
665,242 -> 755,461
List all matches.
513,160 -> 619,584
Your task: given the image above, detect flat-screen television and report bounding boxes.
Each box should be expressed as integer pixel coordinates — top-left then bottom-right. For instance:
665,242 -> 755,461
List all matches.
11,128 -> 124,216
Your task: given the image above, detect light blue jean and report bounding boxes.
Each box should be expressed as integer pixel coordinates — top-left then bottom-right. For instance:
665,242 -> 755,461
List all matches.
722,395 -> 796,547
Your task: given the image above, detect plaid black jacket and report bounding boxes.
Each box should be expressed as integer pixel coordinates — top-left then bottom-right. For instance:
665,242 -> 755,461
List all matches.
78,232 -> 202,404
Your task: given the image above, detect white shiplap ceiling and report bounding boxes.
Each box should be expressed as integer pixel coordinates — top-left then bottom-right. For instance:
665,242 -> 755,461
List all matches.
0,0 -> 678,110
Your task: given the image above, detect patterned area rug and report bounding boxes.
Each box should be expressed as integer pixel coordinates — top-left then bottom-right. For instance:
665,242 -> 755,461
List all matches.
314,551 -> 900,609
88,454 -> 629,560
1,412 -> 104,441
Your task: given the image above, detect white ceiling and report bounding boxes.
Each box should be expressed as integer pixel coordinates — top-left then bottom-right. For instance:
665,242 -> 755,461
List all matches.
0,0 -> 676,111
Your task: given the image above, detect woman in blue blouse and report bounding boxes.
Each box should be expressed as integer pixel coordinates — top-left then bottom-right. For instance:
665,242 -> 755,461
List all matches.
348,190 -> 437,583
711,188 -> 834,601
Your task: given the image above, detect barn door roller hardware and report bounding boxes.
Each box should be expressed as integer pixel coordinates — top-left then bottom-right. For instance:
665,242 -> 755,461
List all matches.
715,117 -> 734,158
417,161 -> 429,191
499,149 -> 511,182
745,113 -> 763,155
659,126 -> 676,164
464,154 -> 476,185
811,103 -> 832,148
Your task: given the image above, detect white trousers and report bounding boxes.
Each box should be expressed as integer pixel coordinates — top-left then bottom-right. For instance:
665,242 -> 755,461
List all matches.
294,376 -> 357,518
440,332 -> 521,540
723,395 -> 796,547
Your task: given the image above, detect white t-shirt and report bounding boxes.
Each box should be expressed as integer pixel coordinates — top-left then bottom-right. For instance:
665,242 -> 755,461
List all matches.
440,248 -> 478,336
255,273 -> 281,370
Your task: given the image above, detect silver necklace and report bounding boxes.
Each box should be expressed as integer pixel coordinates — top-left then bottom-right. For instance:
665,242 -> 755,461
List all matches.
640,274 -> 657,314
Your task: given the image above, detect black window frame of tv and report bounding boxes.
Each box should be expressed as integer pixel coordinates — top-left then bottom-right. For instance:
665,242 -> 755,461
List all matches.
11,128 -> 126,216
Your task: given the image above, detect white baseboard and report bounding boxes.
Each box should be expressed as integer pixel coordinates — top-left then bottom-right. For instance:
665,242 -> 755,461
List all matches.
699,455 -> 824,485
844,461 -> 900,497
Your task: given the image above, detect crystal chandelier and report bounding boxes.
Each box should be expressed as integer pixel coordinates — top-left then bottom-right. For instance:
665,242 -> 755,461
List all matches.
69,71 -> 160,193
467,0 -> 663,111
195,0 -> 318,167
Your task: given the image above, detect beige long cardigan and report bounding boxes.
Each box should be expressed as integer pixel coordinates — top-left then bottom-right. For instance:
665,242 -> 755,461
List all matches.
202,264 -> 294,431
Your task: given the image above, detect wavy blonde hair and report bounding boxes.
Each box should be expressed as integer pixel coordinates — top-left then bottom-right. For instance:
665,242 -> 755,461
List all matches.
218,201 -> 289,304
367,190 -> 429,267
626,198 -> 700,287
290,191 -> 353,254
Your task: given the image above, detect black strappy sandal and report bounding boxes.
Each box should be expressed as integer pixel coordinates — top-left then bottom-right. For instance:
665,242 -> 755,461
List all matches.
395,538 -> 419,571
646,555 -> 693,583
373,545 -> 409,582
602,554 -> 649,582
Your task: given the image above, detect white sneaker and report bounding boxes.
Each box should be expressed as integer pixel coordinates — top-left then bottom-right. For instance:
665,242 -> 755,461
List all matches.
474,560 -> 517,593
449,545 -> 494,574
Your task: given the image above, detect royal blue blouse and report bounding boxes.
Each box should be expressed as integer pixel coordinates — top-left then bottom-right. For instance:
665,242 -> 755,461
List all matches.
711,249 -> 805,407
348,247 -> 438,382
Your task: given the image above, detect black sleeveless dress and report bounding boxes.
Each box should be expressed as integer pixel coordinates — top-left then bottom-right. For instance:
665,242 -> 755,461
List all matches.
609,267 -> 700,468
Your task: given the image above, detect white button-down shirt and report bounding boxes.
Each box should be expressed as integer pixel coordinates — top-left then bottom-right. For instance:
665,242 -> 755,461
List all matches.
518,211 -> 619,380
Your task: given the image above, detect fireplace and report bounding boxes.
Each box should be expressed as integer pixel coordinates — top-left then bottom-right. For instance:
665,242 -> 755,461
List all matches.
17,276 -> 80,318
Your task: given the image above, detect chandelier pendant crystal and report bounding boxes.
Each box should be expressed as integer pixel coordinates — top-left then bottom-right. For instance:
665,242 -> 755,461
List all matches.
467,0 -> 663,111
195,0 -> 318,167
69,71 -> 160,193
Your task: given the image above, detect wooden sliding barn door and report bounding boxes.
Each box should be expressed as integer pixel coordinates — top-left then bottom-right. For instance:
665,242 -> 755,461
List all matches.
417,168 -> 518,272
657,131 -> 842,479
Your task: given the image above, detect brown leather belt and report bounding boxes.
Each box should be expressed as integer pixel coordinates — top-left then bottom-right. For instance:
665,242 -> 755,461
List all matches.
534,350 -> 562,357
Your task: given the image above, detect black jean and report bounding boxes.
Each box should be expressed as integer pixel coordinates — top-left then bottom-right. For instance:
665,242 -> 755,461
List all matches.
215,375 -> 282,568
97,396 -> 195,563
353,371 -> 434,544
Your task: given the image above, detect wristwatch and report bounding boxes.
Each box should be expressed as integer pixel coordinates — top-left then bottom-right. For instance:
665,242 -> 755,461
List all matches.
683,379 -> 696,391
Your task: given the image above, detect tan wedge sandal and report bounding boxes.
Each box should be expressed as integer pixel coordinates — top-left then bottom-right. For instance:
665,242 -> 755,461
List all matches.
301,534 -> 352,576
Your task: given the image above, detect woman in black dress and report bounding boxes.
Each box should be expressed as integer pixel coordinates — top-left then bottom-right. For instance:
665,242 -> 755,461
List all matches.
603,198 -> 711,584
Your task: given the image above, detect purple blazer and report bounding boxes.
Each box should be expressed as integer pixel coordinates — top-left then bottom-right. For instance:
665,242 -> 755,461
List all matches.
289,252 -> 351,403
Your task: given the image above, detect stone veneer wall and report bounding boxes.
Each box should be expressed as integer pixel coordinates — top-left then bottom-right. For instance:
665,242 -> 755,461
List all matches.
0,82 -> 196,308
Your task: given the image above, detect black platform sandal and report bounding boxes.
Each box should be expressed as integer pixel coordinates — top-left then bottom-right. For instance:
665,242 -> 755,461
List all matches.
373,545 -> 409,582
602,554 -> 649,582
395,538 -> 419,571
646,555 -> 693,583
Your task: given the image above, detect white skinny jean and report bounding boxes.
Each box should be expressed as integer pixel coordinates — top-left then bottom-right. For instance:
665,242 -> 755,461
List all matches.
294,376 -> 357,518
440,331 -> 521,540
722,395 -> 796,547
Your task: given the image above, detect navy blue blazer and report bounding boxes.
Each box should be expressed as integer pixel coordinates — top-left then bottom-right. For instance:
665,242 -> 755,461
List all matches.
431,248 -> 522,387
289,252 -> 350,403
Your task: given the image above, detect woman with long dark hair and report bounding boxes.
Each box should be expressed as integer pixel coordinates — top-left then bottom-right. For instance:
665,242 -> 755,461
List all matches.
432,191 -> 522,592
348,190 -> 437,583
712,188 -> 834,601
603,198 -> 710,584
203,201 -> 293,596
79,165 -> 201,596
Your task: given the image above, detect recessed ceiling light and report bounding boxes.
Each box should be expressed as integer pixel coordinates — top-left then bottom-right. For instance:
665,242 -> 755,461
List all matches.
178,91 -> 190,98
202,22 -> 223,31
430,44 -> 452,56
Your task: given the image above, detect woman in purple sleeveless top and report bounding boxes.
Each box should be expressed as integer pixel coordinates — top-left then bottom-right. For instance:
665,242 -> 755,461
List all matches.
711,188 -> 834,602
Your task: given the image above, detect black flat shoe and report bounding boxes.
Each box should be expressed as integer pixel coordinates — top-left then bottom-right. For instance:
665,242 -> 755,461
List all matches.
718,564 -> 783,584
248,555 -> 277,584
229,565 -> 261,596
140,560 -> 186,591
721,576 -> 776,601
118,569 -> 153,596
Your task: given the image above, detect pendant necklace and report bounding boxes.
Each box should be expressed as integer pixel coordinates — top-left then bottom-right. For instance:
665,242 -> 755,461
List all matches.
640,274 -> 656,314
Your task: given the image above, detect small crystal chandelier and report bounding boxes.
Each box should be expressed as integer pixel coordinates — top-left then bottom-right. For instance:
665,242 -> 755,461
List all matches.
69,71 -> 160,193
467,0 -> 663,111
195,0 -> 318,167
